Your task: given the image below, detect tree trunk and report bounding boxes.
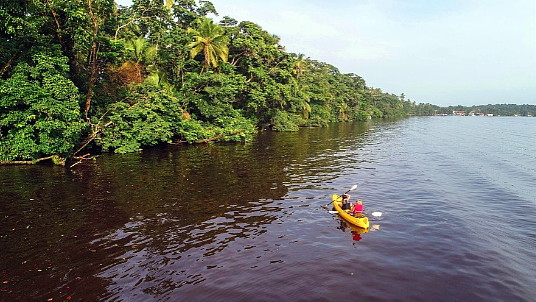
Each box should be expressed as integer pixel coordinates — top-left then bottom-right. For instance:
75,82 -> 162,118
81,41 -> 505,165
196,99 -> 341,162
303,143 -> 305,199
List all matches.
0,155 -> 65,166
84,0 -> 101,120
84,46 -> 98,120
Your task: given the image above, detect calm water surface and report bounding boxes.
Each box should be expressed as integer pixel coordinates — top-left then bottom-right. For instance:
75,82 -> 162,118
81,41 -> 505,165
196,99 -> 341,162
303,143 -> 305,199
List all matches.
1,117 -> 535,301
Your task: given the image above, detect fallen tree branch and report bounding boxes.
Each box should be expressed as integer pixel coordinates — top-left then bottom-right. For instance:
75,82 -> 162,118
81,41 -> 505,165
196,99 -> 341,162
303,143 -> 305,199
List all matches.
0,155 -> 64,166
73,120 -> 113,156
69,153 -> 93,168
195,129 -> 243,144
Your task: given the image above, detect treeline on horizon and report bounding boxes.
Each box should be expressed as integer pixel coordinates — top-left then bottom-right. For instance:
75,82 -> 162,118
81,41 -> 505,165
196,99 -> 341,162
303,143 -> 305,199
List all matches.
436,104 -> 536,116
0,0 -> 461,163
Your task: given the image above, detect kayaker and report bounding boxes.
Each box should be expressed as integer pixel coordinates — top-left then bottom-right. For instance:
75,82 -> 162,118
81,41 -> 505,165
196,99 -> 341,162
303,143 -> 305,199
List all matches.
351,200 -> 364,217
341,194 -> 351,210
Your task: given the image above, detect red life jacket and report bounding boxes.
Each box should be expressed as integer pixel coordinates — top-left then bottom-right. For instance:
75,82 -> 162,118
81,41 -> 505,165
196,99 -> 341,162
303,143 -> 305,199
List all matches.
353,204 -> 364,213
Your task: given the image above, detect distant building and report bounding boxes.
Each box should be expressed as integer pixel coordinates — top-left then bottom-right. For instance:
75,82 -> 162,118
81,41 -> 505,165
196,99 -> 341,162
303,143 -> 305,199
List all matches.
452,111 -> 466,116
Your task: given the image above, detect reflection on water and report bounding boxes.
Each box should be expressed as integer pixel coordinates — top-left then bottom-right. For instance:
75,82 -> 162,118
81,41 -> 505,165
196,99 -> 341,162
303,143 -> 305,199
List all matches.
1,118 -> 536,301
0,134 -> 293,299
333,214 -> 382,244
1,124 -> 374,300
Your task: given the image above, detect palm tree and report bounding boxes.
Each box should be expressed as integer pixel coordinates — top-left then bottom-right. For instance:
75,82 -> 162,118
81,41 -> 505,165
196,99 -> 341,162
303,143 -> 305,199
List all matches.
292,53 -> 308,78
127,38 -> 157,64
125,37 -> 157,79
187,18 -> 229,72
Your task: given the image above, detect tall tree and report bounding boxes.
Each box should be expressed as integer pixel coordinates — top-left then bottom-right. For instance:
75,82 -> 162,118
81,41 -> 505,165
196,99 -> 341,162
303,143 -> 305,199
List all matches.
80,0 -> 116,120
291,53 -> 307,78
187,17 -> 229,72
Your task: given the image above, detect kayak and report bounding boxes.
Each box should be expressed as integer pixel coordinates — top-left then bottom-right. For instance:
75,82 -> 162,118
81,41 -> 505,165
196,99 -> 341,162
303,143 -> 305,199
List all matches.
332,194 -> 370,229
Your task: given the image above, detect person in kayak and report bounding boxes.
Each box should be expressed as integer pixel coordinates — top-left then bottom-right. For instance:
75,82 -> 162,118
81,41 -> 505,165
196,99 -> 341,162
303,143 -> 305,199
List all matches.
341,194 -> 351,210
351,200 -> 364,217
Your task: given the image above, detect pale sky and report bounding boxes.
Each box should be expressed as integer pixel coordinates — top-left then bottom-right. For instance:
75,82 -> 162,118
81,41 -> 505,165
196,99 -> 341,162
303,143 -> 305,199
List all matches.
117,0 -> 536,106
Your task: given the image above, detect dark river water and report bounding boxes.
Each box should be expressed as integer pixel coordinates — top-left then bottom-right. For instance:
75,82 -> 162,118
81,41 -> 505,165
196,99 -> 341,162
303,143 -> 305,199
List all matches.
1,117 -> 535,301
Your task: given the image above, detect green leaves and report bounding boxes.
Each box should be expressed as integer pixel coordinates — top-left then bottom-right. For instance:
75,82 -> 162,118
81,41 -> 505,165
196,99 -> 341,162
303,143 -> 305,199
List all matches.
97,87 -> 179,153
270,110 -> 300,132
126,38 -> 157,64
97,81 -> 255,153
0,47 -> 85,161
0,0 -> 436,161
187,18 -> 229,70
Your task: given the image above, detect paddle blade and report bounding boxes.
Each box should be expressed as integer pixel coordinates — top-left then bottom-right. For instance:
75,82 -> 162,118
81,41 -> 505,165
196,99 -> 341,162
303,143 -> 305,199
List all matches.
350,184 -> 358,191
371,212 -> 382,217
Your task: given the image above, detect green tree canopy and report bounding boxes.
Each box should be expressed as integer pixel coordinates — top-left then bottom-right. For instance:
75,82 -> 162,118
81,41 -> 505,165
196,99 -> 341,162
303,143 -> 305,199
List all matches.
0,0 -> 438,163
187,17 -> 229,71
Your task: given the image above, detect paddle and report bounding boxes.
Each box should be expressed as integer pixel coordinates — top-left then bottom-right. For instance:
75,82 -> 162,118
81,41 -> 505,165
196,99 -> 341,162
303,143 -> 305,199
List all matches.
329,211 -> 382,217
344,184 -> 358,195
323,184 -> 358,207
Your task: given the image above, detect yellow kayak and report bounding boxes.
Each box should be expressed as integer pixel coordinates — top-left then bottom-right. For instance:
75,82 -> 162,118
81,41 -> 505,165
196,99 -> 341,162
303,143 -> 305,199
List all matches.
332,194 -> 370,229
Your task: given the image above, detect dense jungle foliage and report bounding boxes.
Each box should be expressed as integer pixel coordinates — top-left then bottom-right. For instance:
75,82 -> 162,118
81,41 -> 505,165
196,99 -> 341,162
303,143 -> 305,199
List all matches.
1,0 -> 437,163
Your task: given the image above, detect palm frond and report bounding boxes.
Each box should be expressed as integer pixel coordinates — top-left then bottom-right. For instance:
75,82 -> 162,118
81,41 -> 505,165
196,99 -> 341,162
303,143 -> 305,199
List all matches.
190,43 -> 204,59
186,17 -> 230,71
